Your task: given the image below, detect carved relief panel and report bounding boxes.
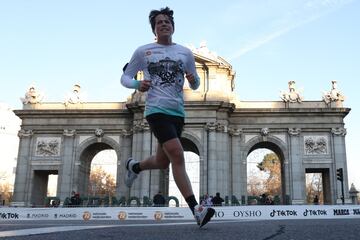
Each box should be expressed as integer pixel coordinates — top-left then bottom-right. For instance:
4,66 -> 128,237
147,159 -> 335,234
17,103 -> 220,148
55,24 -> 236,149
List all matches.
35,137 -> 61,156
303,136 -> 328,155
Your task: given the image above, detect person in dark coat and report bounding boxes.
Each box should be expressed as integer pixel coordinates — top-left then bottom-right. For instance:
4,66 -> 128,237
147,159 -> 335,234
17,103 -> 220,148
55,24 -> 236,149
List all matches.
153,191 -> 166,207
313,195 -> 319,205
211,192 -> 224,206
70,191 -> 81,206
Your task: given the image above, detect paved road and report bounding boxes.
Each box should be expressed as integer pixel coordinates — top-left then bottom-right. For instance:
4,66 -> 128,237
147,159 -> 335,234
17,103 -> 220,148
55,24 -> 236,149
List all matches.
0,218 -> 359,240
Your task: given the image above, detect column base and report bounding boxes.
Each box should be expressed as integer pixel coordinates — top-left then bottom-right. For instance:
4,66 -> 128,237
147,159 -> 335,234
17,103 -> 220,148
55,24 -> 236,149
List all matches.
291,199 -> 305,205
10,201 -> 26,207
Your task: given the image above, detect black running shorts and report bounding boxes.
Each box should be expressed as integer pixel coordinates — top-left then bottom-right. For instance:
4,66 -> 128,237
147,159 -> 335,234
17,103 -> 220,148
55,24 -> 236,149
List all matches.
146,113 -> 184,144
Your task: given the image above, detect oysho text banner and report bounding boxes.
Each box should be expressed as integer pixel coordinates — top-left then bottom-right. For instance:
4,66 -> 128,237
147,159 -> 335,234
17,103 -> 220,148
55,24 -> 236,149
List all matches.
0,205 -> 359,221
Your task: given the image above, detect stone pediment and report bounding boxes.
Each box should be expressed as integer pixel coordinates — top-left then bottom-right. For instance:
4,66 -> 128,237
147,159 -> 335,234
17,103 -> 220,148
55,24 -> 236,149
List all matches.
194,53 -> 232,69
188,43 -> 236,102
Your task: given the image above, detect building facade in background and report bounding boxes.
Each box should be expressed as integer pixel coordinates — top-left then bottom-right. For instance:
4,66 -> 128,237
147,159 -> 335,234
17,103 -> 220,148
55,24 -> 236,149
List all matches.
11,45 -> 350,207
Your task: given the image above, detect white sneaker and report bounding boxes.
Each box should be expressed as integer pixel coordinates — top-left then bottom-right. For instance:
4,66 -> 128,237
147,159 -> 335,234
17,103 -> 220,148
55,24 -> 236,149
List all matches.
124,158 -> 139,188
194,204 -> 215,228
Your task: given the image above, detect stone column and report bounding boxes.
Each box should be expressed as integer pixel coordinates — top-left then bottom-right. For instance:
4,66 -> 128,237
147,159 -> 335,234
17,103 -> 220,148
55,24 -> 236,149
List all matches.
288,128 -> 304,204
130,119 -> 153,199
12,129 -> 33,206
215,123 -> 228,195
331,127 -> 349,203
229,128 -> 242,198
205,122 -> 218,195
117,129 -> 132,198
58,129 -> 76,203
199,128 -> 208,196
139,124 -> 153,198
129,119 -> 143,198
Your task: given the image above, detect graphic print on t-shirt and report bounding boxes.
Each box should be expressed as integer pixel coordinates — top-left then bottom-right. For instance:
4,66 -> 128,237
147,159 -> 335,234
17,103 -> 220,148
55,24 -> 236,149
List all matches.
148,57 -> 184,93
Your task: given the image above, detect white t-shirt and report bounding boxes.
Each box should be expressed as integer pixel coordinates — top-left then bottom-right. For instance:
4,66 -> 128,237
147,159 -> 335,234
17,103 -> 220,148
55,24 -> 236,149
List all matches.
121,42 -> 200,117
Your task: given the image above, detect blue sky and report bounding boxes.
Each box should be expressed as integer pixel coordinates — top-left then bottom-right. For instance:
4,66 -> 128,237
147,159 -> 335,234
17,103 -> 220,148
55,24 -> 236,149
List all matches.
1,0 -> 359,189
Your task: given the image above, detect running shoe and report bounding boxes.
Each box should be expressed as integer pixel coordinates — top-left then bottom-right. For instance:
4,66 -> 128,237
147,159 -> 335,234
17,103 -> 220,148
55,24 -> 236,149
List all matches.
194,204 -> 215,228
124,158 -> 138,188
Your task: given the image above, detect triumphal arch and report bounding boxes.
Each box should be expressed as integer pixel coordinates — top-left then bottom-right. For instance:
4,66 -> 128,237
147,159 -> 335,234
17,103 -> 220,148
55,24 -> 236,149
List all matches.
12,45 -> 350,206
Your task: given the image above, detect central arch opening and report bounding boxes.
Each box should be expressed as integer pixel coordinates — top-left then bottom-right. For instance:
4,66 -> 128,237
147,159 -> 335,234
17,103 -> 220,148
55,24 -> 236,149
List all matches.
90,149 -> 117,198
78,142 -> 118,202
247,142 -> 285,205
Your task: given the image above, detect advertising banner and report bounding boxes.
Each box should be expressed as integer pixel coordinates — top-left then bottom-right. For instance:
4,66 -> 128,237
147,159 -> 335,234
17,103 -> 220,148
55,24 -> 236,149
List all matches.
1,205 -> 359,221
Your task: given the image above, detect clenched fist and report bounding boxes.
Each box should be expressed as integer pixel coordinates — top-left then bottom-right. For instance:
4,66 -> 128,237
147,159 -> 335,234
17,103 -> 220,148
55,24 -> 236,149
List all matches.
138,80 -> 151,92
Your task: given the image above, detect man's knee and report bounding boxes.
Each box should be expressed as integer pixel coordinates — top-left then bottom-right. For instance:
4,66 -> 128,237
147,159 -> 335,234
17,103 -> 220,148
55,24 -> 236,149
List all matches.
158,160 -> 170,169
167,147 -> 183,160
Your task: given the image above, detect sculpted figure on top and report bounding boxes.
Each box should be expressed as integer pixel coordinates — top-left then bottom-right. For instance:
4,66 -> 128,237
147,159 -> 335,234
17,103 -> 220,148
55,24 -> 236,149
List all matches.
64,84 -> 84,105
21,85 -> 43,104
280,80 -> 304,103
322,80 -> 345,104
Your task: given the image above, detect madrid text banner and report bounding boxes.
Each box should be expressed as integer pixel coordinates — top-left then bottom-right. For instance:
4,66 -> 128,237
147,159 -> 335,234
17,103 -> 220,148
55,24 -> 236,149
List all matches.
1,205 -> 360,221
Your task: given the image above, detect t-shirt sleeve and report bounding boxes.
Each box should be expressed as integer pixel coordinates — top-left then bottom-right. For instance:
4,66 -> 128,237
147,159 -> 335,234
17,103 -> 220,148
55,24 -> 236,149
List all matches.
185,49 -> 200,90
120,48 -> 143,89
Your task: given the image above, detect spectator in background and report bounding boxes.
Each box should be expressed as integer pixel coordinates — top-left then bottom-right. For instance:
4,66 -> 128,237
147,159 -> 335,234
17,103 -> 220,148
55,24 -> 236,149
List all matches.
153,191 -> 166,207
70,191 -> 81,207
313,195 -> 319,205
211,192 -> 224,206
201,194 -> 213,207
265,196 -> 274,205
50,199 -> 60,207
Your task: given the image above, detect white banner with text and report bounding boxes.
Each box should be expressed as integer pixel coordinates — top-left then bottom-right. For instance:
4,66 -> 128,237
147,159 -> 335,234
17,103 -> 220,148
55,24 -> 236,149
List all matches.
1,205 -> 359,221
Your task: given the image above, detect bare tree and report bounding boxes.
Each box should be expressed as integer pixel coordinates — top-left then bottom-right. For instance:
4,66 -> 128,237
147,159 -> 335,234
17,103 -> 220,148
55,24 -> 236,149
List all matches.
306,173 -> 323,204
247,169 -> 267,196
88,167 -> 116,197
0,182 -> 13,205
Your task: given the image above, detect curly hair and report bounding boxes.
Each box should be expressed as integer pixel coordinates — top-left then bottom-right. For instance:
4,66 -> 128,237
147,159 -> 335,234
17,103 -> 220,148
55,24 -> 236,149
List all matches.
149,7 -> 174,35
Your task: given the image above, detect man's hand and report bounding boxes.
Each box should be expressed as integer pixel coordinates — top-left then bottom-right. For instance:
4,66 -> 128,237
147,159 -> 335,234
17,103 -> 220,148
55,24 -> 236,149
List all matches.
185,72 -> 195,85
138,80 -> 151,92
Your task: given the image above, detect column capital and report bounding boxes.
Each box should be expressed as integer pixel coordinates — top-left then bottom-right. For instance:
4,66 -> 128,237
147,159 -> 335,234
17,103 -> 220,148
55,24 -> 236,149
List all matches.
18,129 -> 33,138
228,127 -> 242,137
63,129 -> 76,137
205,122 -> 218,131
288,128 -> 301,136
216,123 -> 228,132
331,127 -> 347,136
120,129 -> 133,137
133,120 -> 150,133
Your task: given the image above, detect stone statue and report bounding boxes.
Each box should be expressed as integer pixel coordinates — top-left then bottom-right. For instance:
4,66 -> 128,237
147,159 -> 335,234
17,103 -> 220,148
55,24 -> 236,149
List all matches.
322,80 -> 345,104
20,85 -> 43,104
64,84 -> 83,105
189,41 -> 219,62
280,80 -> 304,103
